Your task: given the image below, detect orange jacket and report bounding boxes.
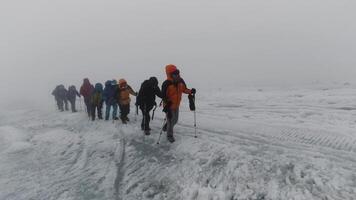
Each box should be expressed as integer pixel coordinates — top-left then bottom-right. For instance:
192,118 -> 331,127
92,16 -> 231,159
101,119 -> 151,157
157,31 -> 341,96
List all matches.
162,65 -> 192,110
117,79 -> 137,105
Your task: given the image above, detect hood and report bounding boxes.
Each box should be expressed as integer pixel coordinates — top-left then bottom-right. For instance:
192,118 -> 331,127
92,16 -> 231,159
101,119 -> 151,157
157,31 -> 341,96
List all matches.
94,83 -> 103,92
105,80 -> 112,87
83,78 -> 91,86
149,77 -> 158,86
111,79 -> 117,86
165,64 -> 177,80
119,79 -> 127,86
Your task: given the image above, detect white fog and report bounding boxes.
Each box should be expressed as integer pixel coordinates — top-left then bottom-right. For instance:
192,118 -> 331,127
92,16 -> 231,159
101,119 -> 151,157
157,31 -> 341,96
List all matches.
1,1 -> 356,199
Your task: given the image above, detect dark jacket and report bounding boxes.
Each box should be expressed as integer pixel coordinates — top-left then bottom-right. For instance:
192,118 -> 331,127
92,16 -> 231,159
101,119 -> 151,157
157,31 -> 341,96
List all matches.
137,77 -> 163,109
80,78 -> 94,99
67,86 -> 80,101
91,83 -> 104,106
52,85 -> 68,100
103,80 -> 117,105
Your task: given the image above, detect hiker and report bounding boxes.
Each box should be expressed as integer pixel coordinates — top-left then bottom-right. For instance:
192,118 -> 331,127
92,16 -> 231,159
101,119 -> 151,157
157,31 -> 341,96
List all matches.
103,80 -> 119,121
162,64 -> 196,143
117,79 -> 137,124
52,85 -> 69,112
80,78 -> 94,117
136,77 -> 162,135
90,83 -> 104,121
67,85 -> 81,112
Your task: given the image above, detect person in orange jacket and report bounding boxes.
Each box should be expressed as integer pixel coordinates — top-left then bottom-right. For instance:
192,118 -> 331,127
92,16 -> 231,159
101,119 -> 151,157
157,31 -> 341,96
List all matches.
162,64 -> 196,143
117,79 -> 137,124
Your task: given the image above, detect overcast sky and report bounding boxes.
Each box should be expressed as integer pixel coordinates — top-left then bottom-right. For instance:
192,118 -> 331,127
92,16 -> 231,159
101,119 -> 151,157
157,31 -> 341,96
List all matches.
1,0 -> 356,108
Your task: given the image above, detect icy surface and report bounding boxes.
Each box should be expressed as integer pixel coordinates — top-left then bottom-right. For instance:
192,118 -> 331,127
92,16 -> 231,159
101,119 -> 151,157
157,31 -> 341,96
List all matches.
1,86 -> 356,200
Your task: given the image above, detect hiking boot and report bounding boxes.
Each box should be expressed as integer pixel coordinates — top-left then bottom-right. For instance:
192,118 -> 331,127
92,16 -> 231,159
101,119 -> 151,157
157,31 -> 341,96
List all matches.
121,118 -> 127,124
144,130 -> 151,136
167,135 -> 175,143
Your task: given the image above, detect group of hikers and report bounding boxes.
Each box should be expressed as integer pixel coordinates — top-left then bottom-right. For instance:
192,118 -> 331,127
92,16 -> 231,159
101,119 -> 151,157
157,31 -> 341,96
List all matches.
52,65 -> 196,143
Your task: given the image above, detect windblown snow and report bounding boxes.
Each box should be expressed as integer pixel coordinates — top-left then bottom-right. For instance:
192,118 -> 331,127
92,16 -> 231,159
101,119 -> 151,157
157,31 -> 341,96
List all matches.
1,85 -> 356,200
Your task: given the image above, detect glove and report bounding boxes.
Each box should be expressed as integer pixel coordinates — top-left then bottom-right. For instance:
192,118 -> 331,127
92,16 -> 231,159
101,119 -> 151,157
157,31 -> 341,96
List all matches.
188,94 -> 196,111
191,88 -> 196,95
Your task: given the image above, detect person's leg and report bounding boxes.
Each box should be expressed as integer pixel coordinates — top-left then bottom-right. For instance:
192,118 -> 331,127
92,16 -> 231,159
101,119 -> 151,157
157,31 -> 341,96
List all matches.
91,104 -> 96,121
125,104 -> 131,121
85,98 -> 91,117
59,99 -> 64,111
55,98 -> 60,110
56,100 -> 61,110
112,103 -> 118,120
119,104 -> 124,120
144,107 -> 152,131
167,108 -> 179,139
70,99 -> 76,112
98,103 -> 103,119
64,100 -> 69,111
140,108 -> 145,130
119,104 -> 127,123
167,117 -> 174,137
105,103 -> 111,120
172,108 -> 179,127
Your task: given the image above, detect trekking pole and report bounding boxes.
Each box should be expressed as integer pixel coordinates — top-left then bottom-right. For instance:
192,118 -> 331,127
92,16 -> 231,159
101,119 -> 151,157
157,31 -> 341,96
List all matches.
156,117 -> 167,145
189,94 -> 197,138
135,104 -> 138,122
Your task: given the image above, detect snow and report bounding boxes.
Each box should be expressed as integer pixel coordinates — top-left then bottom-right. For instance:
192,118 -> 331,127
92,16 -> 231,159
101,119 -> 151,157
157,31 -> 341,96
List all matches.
0,85 -> 356,200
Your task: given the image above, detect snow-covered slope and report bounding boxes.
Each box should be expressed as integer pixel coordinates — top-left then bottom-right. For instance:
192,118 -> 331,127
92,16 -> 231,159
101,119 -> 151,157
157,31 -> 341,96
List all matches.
1,86 -> 356,200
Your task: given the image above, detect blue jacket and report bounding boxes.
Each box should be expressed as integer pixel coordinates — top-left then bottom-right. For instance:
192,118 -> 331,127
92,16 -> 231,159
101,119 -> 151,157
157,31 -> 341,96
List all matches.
103,80 -> 117,105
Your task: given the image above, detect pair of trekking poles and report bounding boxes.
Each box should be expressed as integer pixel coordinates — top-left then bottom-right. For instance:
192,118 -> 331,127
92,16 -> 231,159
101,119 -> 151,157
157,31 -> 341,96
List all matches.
156,93 -> 197,144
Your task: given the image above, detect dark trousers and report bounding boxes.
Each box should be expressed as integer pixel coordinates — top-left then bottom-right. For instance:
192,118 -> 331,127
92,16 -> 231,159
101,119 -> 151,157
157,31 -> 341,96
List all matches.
91,103 -> 103,121
84,97 -> 91,117
140,105 -> 153,131
64,100 -> 68,111
119,104 -> 130,121
69,99 -> 77,112
105,102 -> 118,120
56,98 -> 68,111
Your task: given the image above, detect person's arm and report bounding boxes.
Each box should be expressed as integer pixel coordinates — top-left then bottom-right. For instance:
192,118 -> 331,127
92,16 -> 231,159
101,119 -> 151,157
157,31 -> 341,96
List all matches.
180,79 -> 192,94
76,89 -> 81,97
154,86 -> 163,99
128,86 -> 138,96
136,84 -> 144,106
